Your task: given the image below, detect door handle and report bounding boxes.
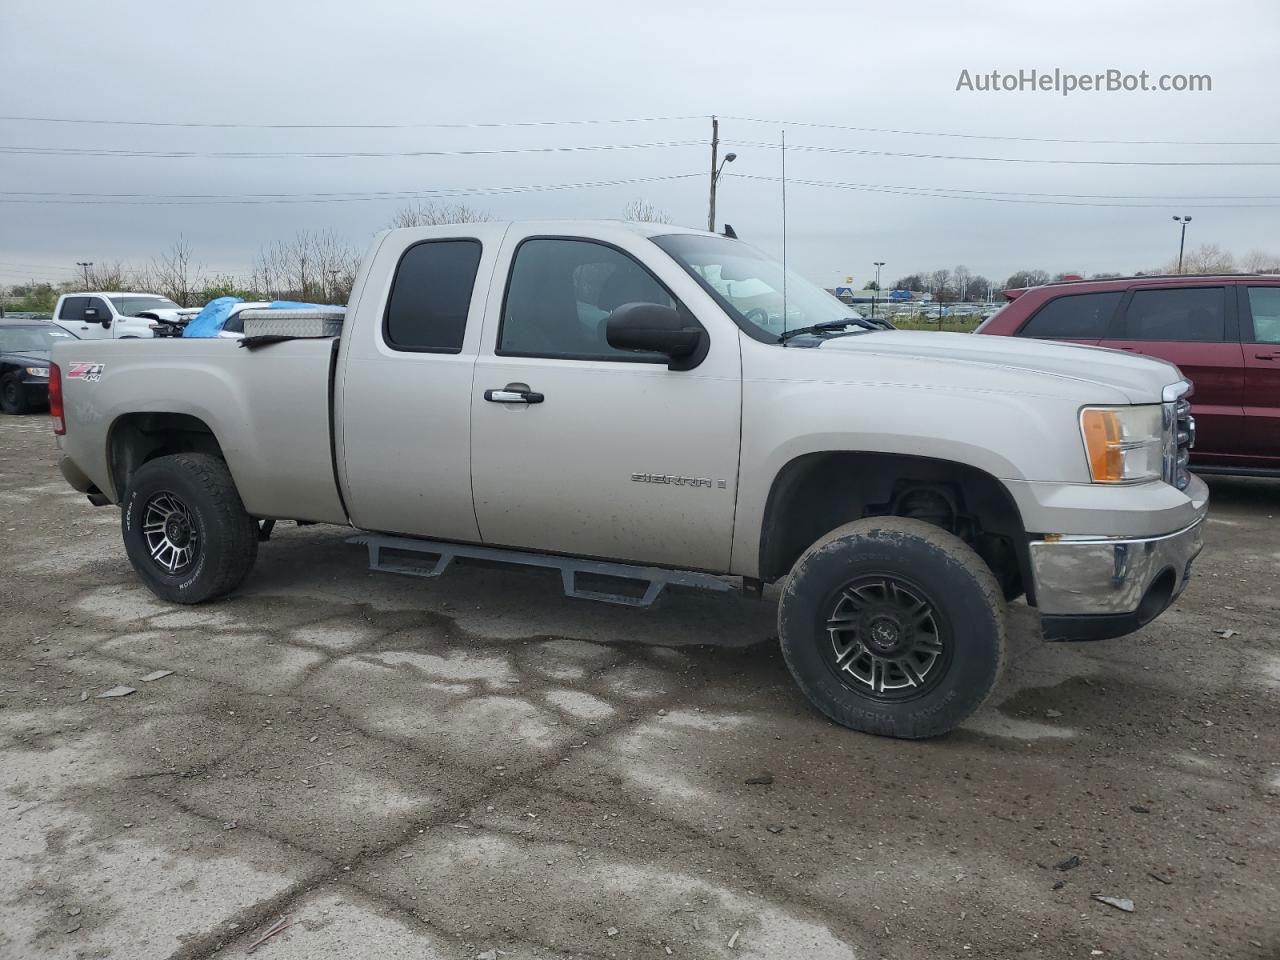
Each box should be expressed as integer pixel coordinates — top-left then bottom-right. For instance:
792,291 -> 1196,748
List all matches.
1254,352 -> 1279,360
484,383 -> 544,404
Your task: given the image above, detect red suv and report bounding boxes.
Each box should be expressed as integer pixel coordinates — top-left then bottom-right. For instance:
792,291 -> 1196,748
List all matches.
976,275 -> 1280,475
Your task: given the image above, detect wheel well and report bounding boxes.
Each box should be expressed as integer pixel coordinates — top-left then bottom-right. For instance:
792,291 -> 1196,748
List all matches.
108,413 -> 226,499
758,451 -> 1034,602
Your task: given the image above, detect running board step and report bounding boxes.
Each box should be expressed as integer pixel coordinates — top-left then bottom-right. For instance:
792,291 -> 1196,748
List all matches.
348,534 -> 734,608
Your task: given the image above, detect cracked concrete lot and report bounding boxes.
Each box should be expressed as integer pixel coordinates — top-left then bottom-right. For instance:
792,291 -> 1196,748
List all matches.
2,413 -> 1278,960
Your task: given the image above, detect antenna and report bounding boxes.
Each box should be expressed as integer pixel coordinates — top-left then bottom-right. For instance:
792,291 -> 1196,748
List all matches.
781,129 -> 787,336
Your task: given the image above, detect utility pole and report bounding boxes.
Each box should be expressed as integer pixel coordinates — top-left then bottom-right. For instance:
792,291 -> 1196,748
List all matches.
1172,215 -> 1192,274
707,116 -> 719,232
76,261 -> 93,287
707,117 -> 739,233
872,261 -> 885,318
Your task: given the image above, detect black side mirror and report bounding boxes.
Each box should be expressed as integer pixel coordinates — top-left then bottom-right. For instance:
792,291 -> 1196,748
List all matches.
605,302 -> 708,370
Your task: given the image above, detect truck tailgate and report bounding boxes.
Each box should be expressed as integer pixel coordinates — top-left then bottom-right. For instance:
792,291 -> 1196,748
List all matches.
53,337 -> 347,524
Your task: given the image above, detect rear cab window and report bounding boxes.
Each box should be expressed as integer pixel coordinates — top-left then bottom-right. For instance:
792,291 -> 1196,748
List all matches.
1016,291 -> 1123,338
383,239 -> 483,353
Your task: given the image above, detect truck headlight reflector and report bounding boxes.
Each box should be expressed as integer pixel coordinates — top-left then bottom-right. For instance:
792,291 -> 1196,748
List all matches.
25,366 -> 49,378
1080,406 -> 1164,483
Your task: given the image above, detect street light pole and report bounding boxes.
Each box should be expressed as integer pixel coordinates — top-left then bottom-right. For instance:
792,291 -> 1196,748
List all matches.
76,261 -> 93,287
1172,215 -> 1192,274
872,261 -> 885,318
707,117 -> 737,233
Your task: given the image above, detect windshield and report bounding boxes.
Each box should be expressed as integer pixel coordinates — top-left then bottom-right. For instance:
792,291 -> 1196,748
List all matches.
109,295 -> 180,316
651,234 -> 866,341
0,324 -> 78,352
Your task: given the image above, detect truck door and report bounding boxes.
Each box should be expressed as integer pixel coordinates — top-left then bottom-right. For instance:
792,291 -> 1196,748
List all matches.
1238,283 -> 1280,466
470,230 -> 742,572
55,296 -> 104,339
337,230 -> 502,541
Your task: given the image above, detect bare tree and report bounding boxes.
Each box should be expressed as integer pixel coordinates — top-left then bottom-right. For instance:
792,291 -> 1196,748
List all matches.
388,201 -> 493,229
1166,242 -> 1235,275
151,236 -> 204,306
1004,269 -> 1051,289
1242,249 -> 1280,274
929,268 -> 952,300
85,260 -> 130,291
622,199 -> 671,224
251,230 -> 360,303
952,264 -> 972,301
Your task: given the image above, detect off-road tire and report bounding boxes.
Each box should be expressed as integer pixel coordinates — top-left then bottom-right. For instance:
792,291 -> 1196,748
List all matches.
778,516 -> 1006,739
122,453 -> 258,604
1,374 -> 29,414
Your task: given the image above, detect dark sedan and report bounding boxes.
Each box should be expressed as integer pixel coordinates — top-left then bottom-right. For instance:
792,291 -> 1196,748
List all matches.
0,323 -> 79,414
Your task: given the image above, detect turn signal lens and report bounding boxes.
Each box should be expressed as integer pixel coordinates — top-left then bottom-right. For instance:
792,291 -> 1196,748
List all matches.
1080,406 -> 1163,483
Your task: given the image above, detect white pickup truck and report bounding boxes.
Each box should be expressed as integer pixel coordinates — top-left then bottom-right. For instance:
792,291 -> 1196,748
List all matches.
50,221 -> 1207,738
50,291 -> 195,339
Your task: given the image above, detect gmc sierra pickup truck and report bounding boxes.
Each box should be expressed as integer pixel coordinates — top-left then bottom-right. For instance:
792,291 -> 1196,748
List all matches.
50,220 -> 1208,738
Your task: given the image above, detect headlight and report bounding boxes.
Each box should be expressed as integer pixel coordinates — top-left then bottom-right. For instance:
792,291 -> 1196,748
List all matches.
24,367 -> 49,378
1080,406 -> 1164,483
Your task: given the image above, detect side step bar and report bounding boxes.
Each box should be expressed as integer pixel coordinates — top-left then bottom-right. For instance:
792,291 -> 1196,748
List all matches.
348,534 -> 734,608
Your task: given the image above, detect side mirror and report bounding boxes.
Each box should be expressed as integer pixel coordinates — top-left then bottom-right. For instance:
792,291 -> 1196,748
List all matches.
605,302 -> 707,370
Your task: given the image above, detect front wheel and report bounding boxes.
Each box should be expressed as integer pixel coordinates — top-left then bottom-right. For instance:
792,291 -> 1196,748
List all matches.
122,453 -> 259,603
778,517 -> 1006,739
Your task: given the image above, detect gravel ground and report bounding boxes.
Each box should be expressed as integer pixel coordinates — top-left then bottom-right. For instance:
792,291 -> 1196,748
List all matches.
1,412 -> 1277,960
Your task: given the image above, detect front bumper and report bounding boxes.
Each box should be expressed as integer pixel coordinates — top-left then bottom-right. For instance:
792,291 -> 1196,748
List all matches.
1030,506 -> 1206,641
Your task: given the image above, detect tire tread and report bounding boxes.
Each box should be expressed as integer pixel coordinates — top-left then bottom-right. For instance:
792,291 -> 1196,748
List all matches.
778,516 -> 1006,739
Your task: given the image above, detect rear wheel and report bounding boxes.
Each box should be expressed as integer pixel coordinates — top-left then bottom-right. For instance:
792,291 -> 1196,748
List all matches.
1,375 -> 29,414
122,453 -> 258,603
778,516 -> 1006,738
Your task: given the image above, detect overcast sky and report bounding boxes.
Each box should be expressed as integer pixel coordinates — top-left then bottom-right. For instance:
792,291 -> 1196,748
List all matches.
2,0 -> 1278,291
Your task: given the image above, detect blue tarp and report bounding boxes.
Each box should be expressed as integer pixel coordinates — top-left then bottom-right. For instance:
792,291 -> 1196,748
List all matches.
182,296 -> 242,338
183,299 -> 344,338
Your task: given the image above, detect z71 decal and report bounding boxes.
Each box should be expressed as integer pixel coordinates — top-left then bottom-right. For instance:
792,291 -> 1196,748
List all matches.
66,362 -> 105,382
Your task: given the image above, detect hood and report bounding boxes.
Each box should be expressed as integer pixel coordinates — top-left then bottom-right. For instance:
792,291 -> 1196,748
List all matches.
135,308 -> 198,322
816,330 -> 1181,404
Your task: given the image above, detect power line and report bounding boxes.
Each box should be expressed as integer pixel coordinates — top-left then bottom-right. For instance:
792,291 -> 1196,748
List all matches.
5,111 -> 1273,147
0,140 -> 706,160
719,177 -> 1280,202
0,172 -> 703,206
8,180 -> 1275,204
726,173 -> 1280,208
722,115 -> 1280,147
0,114 -> 703,130
727,140 -> 1280,166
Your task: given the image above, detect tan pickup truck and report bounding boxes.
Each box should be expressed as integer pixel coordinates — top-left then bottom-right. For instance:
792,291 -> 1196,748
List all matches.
51,220 -> 1207,737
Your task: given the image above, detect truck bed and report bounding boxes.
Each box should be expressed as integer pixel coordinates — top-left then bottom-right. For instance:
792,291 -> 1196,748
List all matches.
53,337 -> 347,524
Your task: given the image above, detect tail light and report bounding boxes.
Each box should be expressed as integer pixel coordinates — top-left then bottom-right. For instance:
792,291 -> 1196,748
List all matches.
49,362 -> 65,435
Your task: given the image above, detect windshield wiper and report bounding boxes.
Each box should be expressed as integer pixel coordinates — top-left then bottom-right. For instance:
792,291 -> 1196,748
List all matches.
778,317 -> 882,342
